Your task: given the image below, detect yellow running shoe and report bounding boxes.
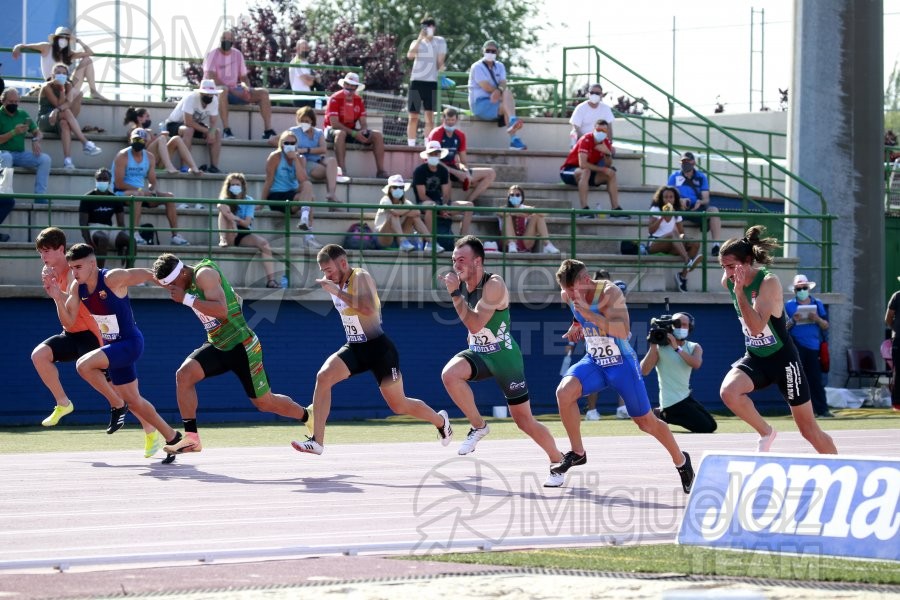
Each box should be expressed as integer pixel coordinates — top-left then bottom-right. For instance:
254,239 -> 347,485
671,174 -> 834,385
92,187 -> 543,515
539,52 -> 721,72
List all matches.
305,403 -> 314,437
41,402 -> 74,427
144,432 -> 161,458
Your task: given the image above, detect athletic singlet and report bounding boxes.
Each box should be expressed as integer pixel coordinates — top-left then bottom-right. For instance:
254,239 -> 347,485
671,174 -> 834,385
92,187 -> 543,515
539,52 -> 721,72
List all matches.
727,267 -> 788,357
459,272 -> 516,354
78,269 -> 140,343
271,152 -> 299,193
569,281 -> 632,368
112,150 -> 149,189
185,259 -> 254,351
329,268 -> 383,343
56,266 -> 102,341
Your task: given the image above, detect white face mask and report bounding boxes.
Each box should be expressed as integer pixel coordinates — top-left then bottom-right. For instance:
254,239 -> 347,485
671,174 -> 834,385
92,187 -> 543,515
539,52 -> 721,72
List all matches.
228,184 -> 243,196
57,38 -> 68,50
673,328 -> 689,340
298,122 -> 312,132
593,130 -> 607,143
483,51 -> 497,62
508,195 -> 523,207
425,26 -> 435,37
443,124 -> 456,133
391,188 -> 405,199
54,73 -> 68,85
283,144 -> 296,153
426,156 -> 441,166
589,93 -> 601,104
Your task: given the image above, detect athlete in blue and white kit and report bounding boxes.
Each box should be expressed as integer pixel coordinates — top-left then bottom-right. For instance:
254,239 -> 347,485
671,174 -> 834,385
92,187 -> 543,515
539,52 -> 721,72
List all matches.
551,259 -> 694,492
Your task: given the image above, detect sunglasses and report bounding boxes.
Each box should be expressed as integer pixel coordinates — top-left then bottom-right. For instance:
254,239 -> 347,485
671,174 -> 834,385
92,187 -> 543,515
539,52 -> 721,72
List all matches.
795,286 -> 809,291
390,186 -> 404,190
509,194 -> 522,198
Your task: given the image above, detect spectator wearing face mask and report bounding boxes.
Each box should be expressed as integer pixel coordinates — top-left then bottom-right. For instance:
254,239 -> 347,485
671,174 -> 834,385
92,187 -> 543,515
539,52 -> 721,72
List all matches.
79,168 -> 129,268
406,15 -> 447,147
12,26 -> 106,101
164,79 -> 223,174
496,185 -> 559,255
325,72 -> 388,179
37,62 -> 102,169
560,118 -> 626,218
427,107 -> 497,207
123,107 -> 202,176
467,40 -> 527,150
569,83 -> 615,144
667,151 -> 723,257
785,274 -> 833,418
289,39 -> 320,108
412,140 -> 473,252
640,312 -> 718,433
217,172 -> 279,288
374,174 -> 431,252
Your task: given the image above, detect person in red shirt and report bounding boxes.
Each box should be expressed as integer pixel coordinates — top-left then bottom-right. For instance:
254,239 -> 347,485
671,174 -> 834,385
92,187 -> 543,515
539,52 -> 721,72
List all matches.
559,119 -> 626,219
325,72 -> 388,179
428,107 -> 496,205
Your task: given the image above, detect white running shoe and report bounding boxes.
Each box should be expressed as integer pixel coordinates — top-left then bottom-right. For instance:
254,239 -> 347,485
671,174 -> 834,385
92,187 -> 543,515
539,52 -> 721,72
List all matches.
543,470 -> 566,488
757,428 -> 777,452
292,436 -> 324,455
171,234 -> 190,246
507,241 -> 518,253
83,141 -> 102,156
437,410 -> 452,446
584,409 -> 601,421
305,235 -> 322,250
615,405 -> 629,419
543,242 -> 561,254
424,242 -> 445,254
63,157 -> 75,170
458,424 -> 490,455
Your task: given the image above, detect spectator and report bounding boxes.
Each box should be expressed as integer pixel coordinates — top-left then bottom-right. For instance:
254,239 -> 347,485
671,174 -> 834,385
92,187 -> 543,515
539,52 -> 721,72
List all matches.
640,312 -> 718,433
203,29 -> 276,140
413,140 -> 473,249
374,174 -> 431,252
79,168 -> 129,267
285,106 -> 339,205
164,79 -> 223,174
560,119 -> 626,218
325,72 -> 388,179
261,130 -> 321,249
406,14 -> 447,147
785,274 -> 833,418
667,151 -> 723,256
111,128 -> 189,246
886,278 -> 900,411
11,26 -> 106,101
217,172 -> 279,288
428,107 -> 497,205
37,63 -> 103,169
0,88 -> 52,241
288,39 -> 319,108
647,185 -> 702,292
569,83 -> 615,144
467,40 -> 527,150
499,185 -> 559,254
123,107 -> 202,175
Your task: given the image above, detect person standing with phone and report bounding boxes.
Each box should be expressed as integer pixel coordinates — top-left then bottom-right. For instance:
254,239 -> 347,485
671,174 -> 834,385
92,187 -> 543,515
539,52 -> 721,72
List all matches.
785,274 -> 832,418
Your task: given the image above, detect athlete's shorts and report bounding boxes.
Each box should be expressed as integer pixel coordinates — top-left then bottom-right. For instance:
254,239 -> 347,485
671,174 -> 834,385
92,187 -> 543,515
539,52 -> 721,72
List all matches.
565,352 -> 651,418
42,329 -> 100,362
337,334 -> 400,385
456,349 -> 529,405
732,343 -> 811,407
472,96 -> 500,120
189,334 -> 271,398
101,334 -> 144,385
408,80 -> 438,113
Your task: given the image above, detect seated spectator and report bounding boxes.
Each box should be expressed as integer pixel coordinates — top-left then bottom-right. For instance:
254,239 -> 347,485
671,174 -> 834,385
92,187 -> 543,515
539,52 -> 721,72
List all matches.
79,168 -> 129,267
0,88 -> 52,241
261,131 -> 320,249
123,107 -> 202,175
12,26 -> 106,101
164,79 -> 223,173
112,128 -> 189,246
217,172 -> 279,288
406,14 -> 447,146
325,72 -> 388,179
499,185 -> 559,254
569,83 -> 615,143
374,174 -> 430,252
560,119 -> 626,218
288,39 -> 319,108
280,106 -> 339,205
413,140 -> 473,250
37,63 -> 102,169
667,151 -> 722,256
647,185 -> 702,292
428,107 -> 496,205
467,40 -> 527,150
203,29 -> 276,140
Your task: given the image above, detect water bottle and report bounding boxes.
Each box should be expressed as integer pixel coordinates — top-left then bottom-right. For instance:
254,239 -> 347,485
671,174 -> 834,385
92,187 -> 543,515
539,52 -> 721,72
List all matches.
281,275 -> 289,289
315,97 -> 323,110
569,128 -> 578,148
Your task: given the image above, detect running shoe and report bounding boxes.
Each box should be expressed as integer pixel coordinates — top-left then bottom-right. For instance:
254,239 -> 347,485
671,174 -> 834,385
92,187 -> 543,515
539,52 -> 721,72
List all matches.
550,450 -> 587,476
674,272 -> 688,292
544,470 -> 566,488
685,254 -> 703,272
399,240 -> 415,252
584,409 -> 600,421
223,128 -> 235,140
711,243 -> 720,257
292,436 -> 324,455
507,242 -> 518,253
542,242 -> 561,254
163,431 -> 202,454
423,242 -> 445,254
757,428 -> 777,452
171,234 -> 190,246
42,402 -> 74,427
458,424 -> 490,455
676,451 -> 694,494
304,403 -> 315,437
509,136 -> 527,151
262,129 -> 277,140
437,409 -> 452,446
107,405 -> 128,434
83,141 -> 103,156
608,207 -> 631,219
615,405 -> 629,419
144,432 -> 161,458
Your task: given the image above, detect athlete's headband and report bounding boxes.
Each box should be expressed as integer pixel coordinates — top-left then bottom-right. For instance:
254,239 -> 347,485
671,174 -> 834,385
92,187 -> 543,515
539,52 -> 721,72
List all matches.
158,260 -> 184,285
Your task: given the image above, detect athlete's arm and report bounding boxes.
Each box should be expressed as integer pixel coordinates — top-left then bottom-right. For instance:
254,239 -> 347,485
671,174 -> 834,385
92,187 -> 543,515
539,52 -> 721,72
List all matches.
455,275 -> 508,334
187,267 -> 229,319
575,284 -> 629,339
560,290 -> 583,342
104,267 -> 155,296
53,276 -> 81,330
346,270 -> 377,316
738,273 -> 782,336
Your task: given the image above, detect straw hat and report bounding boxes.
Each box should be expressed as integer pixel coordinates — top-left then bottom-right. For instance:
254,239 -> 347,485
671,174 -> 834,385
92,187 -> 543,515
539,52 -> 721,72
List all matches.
197,79 -> 223,94
337,72 -> 365,92
381,174 -> 411,194
48,27 -> 72,42
791,274 -> 816,290
419,140 -> 449,160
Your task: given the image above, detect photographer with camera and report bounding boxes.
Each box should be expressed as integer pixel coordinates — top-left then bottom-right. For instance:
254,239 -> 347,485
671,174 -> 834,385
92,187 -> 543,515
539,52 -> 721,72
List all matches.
640,311 -> 717,433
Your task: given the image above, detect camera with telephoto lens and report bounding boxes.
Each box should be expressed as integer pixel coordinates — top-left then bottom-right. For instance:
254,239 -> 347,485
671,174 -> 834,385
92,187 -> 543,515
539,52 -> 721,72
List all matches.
647,315 -> 677,346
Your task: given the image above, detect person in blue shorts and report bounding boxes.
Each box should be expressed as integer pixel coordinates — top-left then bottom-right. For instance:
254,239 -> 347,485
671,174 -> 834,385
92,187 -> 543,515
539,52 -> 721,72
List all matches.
552,259 -> 695,492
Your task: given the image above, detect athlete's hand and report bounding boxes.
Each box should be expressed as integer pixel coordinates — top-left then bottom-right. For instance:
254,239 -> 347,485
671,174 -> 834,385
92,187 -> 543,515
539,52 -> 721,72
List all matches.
732,264 -> 751,290
165,284 -> 186,303
572,294 -> 593,319
562,323 -> 583,342
315,277 -> 340,296
440,270 -> 460,293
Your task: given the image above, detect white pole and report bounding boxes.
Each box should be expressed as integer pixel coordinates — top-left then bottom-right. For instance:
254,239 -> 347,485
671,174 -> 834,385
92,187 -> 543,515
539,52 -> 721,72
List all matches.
21,0 -> 28,79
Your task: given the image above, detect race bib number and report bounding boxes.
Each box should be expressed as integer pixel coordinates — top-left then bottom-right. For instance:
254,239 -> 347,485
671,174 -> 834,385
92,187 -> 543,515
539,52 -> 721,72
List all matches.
738,316 -> 777,348
585,333 -> 623,367
192,307 -> 221,332
468,327 -> 500,353
91,314 -> 121,342
341,314 -> 367,343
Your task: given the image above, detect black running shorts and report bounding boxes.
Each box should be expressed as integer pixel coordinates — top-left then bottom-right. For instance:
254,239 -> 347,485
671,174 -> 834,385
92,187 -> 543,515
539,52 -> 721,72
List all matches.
336,334 -> 401,385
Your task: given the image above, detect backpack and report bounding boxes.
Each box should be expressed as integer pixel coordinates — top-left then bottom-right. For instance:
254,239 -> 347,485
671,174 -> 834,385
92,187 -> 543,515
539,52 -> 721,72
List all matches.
343,222 -> 377,250
139,223 -> 160,245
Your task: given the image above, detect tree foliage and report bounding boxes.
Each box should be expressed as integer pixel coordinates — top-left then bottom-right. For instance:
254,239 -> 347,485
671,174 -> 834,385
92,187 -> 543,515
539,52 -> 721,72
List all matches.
886,60 -> 900,133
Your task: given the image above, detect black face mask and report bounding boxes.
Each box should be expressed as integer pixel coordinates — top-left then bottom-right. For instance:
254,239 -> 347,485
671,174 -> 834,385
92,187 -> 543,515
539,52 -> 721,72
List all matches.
200,94 -> 213,105
4,104 -> 17,115
299,51 -> 309,59
131,141 -> 145,152
220,40 -> 233,51
140,119 -> 152,129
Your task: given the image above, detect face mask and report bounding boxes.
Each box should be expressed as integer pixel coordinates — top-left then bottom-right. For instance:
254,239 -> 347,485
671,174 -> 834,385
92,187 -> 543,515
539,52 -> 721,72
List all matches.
298,122 -> 312,132
140,119 -> 152,129
200,94 -> 213,104
508,195 -> 522,207
228,184 -> 243,196
589,93 -> 601,104
443,124 -> 456,133
54,73 -> 68,85
796,289 -> 810,301
390,188 -> 405,199
425,27 -> 435,37
57,38 -> 68,50
95,181 -> 110,192
673,328 -> 689,340
593,130 -> 607,143
343,86 -> 355,95
681,162 -> 693,174
483,51 -> 497,62
131,141 -> 145,152
220,40 -> 233,51
283,144 -> 296,153
426,156 -> 440,166
4,104 -> 17,115
298,51 -> 309,59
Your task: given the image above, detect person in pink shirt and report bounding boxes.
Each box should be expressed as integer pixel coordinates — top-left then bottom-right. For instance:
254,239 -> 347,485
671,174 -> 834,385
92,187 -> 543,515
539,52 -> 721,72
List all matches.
325,72 -> 388,179
203,30 -> 276,141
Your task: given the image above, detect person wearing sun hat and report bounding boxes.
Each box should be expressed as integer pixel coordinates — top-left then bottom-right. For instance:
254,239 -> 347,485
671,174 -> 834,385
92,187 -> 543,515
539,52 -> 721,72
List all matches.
325,72 -> 388,179
784,273 -> 832,418
885,277 -> 900,410
11,26 -> 106,101
373,174 -> 432,252
164,79 -> 223,174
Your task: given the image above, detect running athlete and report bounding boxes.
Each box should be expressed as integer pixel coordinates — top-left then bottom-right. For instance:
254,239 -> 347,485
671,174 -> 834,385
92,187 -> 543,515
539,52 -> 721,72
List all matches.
33,227 -> 102,427
48,243 -> 180,458
151,253 -> 311,456
718,225 -> 837,454
553,259 -> 695,491
440,236 -> 564,466
292,244 -> 452,455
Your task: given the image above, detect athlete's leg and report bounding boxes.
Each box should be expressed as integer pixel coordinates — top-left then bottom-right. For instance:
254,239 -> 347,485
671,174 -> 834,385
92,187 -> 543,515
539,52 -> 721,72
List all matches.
441,355 -> 486,429
555,375 -> 586,455
310,351 -> 352,446
31,343 -> 69,405
75,348 -> 125,409
790,399 -> 837,454
114,379 -> 175,440
508,400 -> 563,462
720,366 -> 773,437
379,375 -> 443,427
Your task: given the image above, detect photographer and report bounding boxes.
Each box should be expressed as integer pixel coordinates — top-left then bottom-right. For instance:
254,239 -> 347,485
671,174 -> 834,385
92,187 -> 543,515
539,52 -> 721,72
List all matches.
640,312 -> 717,433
